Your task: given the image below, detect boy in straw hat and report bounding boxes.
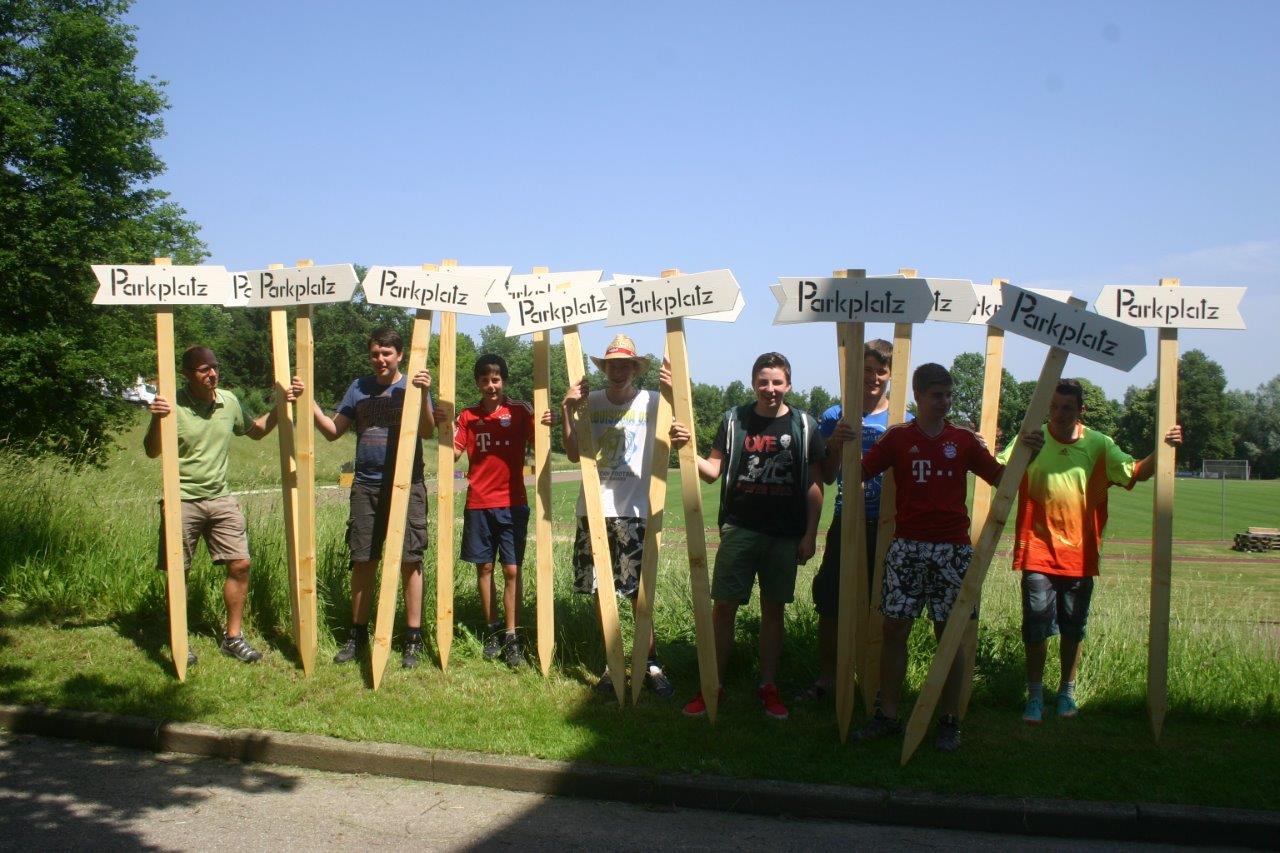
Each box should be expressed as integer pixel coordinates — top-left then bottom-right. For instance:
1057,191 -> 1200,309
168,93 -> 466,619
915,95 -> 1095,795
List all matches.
562,333 -> 674,697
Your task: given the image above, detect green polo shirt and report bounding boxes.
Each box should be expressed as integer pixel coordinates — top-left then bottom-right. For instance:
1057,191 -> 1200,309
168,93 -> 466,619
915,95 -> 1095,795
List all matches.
172,388 -> 253,500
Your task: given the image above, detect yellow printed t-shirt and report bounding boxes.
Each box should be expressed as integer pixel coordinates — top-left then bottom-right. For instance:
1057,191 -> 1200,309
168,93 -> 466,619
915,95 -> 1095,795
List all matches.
997,426 -> 1139,578
174,388 -> 252,500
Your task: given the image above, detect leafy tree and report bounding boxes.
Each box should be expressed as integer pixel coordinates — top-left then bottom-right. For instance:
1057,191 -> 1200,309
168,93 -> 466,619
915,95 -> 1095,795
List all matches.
948,352 -> 984,429
1116,349 -> 1235,470
0,0 -> 206,462
1077,378 -> 1121,440
799,384 -> 836,418
1115,383 -> 1156,462
1232,378 -> 1280,479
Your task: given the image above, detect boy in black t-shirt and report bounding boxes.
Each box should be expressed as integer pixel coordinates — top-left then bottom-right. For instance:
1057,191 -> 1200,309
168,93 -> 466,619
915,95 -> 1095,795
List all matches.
669,352 -> 825,721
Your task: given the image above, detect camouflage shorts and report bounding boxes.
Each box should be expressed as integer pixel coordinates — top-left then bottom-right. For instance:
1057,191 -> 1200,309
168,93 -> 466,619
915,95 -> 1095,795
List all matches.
572,516 -> 646,599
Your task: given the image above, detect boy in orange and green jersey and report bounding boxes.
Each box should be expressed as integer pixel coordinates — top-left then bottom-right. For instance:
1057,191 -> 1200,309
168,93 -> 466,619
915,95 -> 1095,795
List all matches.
998,379 -> 1182,723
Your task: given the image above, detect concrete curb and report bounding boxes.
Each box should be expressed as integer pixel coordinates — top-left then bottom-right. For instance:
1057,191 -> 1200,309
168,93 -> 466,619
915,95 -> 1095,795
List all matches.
2,703 -> 1274,848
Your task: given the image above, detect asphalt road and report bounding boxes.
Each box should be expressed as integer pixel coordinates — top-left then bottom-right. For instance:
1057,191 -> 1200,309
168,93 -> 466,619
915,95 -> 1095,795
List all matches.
0,734 -> 1237,852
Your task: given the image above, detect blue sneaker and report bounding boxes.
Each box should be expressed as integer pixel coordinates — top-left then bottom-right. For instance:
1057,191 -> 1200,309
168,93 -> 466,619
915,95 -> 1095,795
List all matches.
1022,694 -> 1043,724
1057,692 -> 1079,718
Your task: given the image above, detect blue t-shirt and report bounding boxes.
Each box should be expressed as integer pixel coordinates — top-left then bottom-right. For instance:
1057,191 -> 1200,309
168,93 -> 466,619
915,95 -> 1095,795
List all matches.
338,375 -> 431,486
819,404 -> 911,519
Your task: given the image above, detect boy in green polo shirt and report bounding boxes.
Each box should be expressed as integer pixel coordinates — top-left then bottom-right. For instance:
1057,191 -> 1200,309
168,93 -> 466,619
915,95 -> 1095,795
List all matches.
145,345 -> 295,665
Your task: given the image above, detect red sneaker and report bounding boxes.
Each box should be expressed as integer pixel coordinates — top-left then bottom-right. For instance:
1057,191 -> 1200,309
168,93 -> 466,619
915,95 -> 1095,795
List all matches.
681,688 -> 725,717
758,682 -> 789,720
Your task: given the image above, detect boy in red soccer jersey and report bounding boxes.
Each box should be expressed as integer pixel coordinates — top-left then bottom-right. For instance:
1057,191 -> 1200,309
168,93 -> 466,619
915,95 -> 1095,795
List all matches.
438,354 -> 550,668
852,363 -> 1042,751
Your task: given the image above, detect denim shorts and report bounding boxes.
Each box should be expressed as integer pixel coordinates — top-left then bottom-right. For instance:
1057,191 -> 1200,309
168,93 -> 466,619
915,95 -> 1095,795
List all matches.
460,505 -> 530,567
1021,571 -> 1094,643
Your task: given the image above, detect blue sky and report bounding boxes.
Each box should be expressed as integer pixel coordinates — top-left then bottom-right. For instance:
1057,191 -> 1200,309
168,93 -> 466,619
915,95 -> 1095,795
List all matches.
126,1 -> 1280,401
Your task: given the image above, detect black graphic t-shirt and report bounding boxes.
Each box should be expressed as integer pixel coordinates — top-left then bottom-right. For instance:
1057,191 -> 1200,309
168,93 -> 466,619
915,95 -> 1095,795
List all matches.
337,375 -> 430,486
713,409 -> 824,538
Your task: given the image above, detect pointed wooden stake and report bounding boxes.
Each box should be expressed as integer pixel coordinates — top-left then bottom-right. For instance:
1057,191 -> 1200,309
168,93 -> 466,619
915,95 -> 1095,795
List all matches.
153,256 -> 188,681
1148,277 -> 1180,739
530,266 -> 556,677
293,259 -> 319,676
435,273 -> 458,670
267,262 -> 302,655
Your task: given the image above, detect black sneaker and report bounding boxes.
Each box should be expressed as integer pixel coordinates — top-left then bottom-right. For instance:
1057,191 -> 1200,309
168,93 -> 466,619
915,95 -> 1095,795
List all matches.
852,709 -> 902,742
482,625 -> 504,660
333,635 -> 366,664
220,633 -> 262,663
186,650 -> 197,667
935,714 -> 962,752
502,636 -> 526,669
594,669 -> 616,696
644,662 -> 675,698
402,635 -> 424,669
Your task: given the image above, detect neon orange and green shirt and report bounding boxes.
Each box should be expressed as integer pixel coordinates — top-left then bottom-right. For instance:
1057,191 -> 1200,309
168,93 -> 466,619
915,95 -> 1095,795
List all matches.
997,425 -> 1141,578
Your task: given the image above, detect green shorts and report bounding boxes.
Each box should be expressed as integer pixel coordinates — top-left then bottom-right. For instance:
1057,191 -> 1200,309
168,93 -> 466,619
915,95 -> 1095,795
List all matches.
711,524 -> 800,604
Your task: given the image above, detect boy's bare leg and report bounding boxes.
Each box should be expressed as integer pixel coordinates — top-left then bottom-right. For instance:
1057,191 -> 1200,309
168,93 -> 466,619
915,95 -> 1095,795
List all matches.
816,613 -> 836,688
1060,636 -> 1083,684
759,598 -> 785,685
501,563 -> 519,630
879,616 -> 913,718
1025,638 -> 1048,684
223,559 -> 250,636
401,563 -> 423,629
712,599 -> 738,686
351,560 -> 377,624
934,619 -> 965,717
476,563 -> 496,624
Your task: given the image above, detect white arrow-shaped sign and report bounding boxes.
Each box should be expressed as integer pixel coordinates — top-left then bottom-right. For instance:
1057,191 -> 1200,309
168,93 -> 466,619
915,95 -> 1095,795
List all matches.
361,266 -> 507,315
601,269 -> 741,327
923,278 -> 979,324
967,284 -> 1072,325
771,276 -> 934,324
611,273 -> 744,323
1093,285 -> 1246,330
990,286 -> 1146,371
491,270 -> 603,313
227,264 -> 359,308
91,264 -> 232,306
500,280 -> 611,336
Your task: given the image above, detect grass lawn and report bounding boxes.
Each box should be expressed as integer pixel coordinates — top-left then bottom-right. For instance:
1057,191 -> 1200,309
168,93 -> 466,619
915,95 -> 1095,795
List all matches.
1,412 -> 1278,810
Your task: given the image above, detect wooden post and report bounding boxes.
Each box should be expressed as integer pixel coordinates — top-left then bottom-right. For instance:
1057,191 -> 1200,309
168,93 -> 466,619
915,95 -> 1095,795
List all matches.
564,326 -> 627,703
529,267 -> 555,677
834,268 -> 867,742
267,262 -> 302,653
435,260 -> 459,670
153,256 -> 188,680
863,268 -> 917,713
664,268 -> 720,721
900,314 -> 1076,765
293,259 -> 319,676
630,342 -> 674,702
370,299 -> 434,689
1148,277 -> 1180,739
958,277 -> 1007,718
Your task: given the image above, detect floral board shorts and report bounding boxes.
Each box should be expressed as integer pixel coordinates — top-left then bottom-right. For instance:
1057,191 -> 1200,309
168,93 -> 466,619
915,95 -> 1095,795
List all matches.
880,537 -> 974,622
572,516 -> 645,599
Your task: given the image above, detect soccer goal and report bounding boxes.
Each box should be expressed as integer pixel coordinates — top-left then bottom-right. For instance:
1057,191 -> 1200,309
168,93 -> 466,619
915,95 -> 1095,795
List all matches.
1202,459 -> 1251,480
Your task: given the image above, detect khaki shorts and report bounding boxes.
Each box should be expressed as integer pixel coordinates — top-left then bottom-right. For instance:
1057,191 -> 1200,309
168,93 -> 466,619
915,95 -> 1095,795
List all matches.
156,495 -> 250,571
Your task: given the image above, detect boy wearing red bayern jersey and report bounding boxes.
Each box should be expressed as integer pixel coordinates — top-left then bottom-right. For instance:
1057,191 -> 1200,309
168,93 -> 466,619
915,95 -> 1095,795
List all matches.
440,354 -> 543,668
852,363 -> 1042,751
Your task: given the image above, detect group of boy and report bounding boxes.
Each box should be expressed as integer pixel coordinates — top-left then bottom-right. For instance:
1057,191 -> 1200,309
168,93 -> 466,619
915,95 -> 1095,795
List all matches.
151,329 -> 1181,750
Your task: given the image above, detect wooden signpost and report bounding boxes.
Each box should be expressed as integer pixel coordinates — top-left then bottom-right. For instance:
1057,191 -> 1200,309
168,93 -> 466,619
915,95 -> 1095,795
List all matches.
600,269 -> 742,719
772,270 -> 937,736
496,269 -> 607,678
91,258 -> 233,680
957,281 -> 1069,717
1094,281 -> 1246,738
228,261 -> 360,674
359,262 -> 504,686
899,288 -> 1146,764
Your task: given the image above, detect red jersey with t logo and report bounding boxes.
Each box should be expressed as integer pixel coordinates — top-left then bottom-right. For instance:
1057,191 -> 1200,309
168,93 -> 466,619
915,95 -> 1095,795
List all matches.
861,420 -> 1003,544
454,399 -> 534,509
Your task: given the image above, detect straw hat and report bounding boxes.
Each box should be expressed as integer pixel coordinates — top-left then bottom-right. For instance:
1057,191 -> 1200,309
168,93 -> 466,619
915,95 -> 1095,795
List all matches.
590,334 -> 651,372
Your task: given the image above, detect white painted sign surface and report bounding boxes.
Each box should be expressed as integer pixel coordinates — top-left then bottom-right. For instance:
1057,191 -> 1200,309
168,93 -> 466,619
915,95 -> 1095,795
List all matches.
361,266 -> 502,315
923,278 -> 979,324
967,285 -> 1072,325
227,264 -> 358,307
611,274 -> 745,323
602,269 -> 741,326
490,270 -> 603,312
501,283 -> 611,336
91,265 -> 231,306
770,276 -> 934,324
1093,286 -> 1246,330
990,286 -> 1146,371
